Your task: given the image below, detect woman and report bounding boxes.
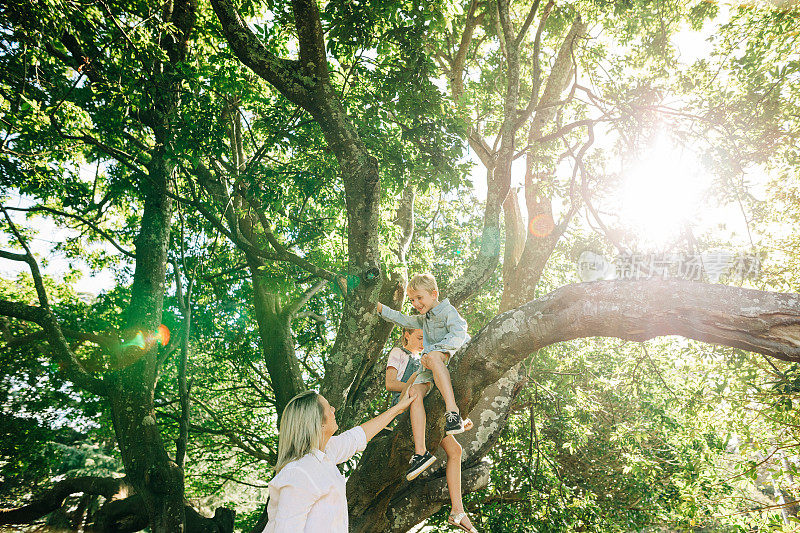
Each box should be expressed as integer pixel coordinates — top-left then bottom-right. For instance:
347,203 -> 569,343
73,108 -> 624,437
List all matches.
264,388 -> 415,532
385,328 -> 478,533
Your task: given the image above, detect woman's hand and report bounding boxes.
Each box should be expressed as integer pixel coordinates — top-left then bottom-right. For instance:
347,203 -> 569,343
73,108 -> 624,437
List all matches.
361,387 -> 418,441
395,378 -> 418,412
394,390 -> 416,412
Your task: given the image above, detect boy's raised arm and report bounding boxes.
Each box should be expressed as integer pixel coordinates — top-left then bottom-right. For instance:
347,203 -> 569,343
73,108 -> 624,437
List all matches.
377,302 -> 424,329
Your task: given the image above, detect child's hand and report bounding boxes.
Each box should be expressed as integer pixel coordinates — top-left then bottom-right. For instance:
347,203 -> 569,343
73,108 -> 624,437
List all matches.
376,302 -> 383,314
420,353 -> 432,369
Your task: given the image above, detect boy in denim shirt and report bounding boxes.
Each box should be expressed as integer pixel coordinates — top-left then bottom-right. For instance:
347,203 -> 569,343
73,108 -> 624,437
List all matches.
377,273 -> 471,480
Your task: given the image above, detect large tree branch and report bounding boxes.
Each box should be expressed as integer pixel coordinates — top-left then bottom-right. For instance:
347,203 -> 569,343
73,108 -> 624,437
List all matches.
164,0 -> 197,63
518,0 -> 555,125
210,0 -> 310,109
514,0 -> 541,48
0,209 -> 106,395
526,15 -> 586,135
450,0 -> 484,100
0,476 -> 126,525
467,133 -> 495,169
93,493 -> 234,533
291,0 -> 330,86
394,184 -> 415,265
386,462 -> 491,533
214,0 -> 386,419
502,187 -> 526,277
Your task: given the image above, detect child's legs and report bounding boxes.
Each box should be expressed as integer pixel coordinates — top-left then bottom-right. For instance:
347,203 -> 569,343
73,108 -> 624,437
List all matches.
410,383 -> 430,455
426,350 -> 458,412
441,435 -> 464,513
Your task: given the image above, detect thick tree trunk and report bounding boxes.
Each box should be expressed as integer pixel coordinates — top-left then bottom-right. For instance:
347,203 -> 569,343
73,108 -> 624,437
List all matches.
0,1 -> 198,530
211,0 -> 394,416
499,15 -> 586,312
308,87 -> 388,416
108,151 -> 184,533
103,1 -> 197,527
335,186 -> 415,427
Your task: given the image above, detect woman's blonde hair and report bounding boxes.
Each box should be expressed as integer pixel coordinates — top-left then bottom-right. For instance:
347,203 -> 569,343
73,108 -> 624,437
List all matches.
274,390 -> 325,474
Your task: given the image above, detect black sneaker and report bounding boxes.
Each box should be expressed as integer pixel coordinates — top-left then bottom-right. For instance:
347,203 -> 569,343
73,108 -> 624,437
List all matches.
445,411 -> 465,435
406,451 -> 436,481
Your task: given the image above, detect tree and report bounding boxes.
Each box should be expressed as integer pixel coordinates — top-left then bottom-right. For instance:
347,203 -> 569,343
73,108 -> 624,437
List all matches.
0,0 -> 232,530
1,0 -> 799,531
208,1 -> 800,531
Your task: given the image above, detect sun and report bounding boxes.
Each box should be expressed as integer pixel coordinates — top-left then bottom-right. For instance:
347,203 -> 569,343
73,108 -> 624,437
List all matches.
617,133 -> 709,249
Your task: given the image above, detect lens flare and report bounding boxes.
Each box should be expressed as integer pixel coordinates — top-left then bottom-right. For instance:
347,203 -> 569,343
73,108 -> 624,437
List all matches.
617,132 -> 709,248
121,331 -> 146,350
529,213 -> 555,238
157,324 -> 170,346
119,326 -> 170,351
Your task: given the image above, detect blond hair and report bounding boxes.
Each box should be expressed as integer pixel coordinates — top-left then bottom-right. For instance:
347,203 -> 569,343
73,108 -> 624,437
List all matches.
274,390 -> 324,474
408,273 -> 438,294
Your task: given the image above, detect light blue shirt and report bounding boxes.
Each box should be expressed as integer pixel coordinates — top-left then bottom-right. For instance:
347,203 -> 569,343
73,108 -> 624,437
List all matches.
379,298 -> 470,354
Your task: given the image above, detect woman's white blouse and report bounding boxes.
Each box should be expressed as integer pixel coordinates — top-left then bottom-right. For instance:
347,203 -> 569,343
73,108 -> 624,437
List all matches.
263,426 -> 367,532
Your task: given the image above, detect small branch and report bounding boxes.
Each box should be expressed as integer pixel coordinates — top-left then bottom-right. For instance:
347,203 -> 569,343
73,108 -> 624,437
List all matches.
514,0 -> 541,48
49,117 -> 148,176
284,277 -> 328,318
296,310 -> 326,323
640,343 -> 676,397
514,118 -> 611,159
191,395 -> 273,461
3,327 -> 119,353
4,205 -> 135,258
0,249 -> 28,262
519,0 -> 555,122
247,195 -> 335,281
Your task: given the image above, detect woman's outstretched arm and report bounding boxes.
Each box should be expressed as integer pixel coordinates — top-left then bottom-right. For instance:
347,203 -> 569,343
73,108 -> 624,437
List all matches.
361,391 -> 415,441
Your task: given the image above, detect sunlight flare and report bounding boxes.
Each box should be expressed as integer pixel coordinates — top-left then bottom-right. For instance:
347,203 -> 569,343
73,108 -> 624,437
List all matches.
618,133 -> 709,248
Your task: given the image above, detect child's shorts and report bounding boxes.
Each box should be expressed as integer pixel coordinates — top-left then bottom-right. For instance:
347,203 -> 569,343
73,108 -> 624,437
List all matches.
413,350 -> 451,390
